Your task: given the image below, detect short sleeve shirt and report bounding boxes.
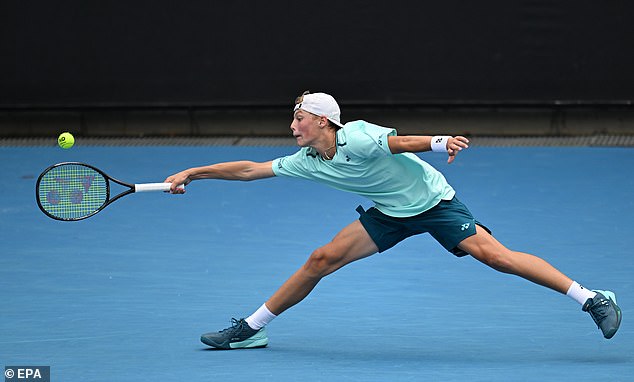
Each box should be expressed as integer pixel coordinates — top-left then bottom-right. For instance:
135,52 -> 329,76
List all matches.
271,120 -> 455,217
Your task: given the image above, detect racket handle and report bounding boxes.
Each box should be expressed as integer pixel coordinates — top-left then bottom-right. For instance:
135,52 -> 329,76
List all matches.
134,183 -> 185,192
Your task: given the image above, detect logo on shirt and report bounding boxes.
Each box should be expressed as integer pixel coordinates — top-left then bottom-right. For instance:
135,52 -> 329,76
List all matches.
460,223 -> 470,231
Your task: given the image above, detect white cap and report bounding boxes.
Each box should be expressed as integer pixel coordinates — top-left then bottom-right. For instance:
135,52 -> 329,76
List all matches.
293,92 -> 344,128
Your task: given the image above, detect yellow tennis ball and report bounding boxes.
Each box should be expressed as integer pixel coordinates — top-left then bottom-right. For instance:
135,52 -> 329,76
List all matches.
58,132 -> 75,149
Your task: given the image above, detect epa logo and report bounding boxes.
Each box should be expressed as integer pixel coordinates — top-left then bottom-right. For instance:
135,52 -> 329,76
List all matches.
4,366 -> 50,382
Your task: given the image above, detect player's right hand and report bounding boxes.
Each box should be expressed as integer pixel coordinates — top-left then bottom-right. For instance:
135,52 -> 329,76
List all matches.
164,171 -> 190,194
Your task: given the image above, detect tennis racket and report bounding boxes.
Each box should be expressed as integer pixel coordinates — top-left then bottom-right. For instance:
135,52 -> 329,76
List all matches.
36,162 -> 183,221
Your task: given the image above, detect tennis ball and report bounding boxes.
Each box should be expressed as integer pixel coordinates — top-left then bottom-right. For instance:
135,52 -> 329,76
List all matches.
58,132 -> 75,149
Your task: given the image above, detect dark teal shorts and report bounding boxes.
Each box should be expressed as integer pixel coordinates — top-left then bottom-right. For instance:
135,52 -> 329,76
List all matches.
356,196 -> 490,257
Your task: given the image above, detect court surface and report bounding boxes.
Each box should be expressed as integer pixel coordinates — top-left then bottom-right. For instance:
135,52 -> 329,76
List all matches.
1,143 -> 632,381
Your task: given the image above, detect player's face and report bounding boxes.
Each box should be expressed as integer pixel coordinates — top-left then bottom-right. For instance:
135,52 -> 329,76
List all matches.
290,110 -> 323,147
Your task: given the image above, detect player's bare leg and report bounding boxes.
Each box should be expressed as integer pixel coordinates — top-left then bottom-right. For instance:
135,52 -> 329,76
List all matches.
458,225 -> 621,339
266,220 -> 379,315
200,220 -> 378,349
458,225 -> 572,293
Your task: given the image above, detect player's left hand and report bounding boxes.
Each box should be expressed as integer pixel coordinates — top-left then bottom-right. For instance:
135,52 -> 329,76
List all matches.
447,136 -> 469,164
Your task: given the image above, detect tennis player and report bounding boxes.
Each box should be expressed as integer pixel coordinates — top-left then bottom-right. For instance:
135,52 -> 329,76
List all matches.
165,91 -> 622,349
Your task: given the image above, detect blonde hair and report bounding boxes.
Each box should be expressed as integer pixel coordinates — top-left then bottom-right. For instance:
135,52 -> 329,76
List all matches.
294,90 -> 311,106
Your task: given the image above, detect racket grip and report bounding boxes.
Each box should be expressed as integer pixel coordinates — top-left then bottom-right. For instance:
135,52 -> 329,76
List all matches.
134,183 -> 185,192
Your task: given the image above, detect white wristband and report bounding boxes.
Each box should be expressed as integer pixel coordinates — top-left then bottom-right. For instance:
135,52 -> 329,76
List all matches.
431,136 -> 450,152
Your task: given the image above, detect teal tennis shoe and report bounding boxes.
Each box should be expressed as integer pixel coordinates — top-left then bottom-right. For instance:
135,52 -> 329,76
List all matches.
582,290 -> 622,339
201,318 -> 268,349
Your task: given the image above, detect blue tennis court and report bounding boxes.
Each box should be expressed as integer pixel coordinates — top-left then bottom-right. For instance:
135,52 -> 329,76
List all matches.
1,143 -> 632,381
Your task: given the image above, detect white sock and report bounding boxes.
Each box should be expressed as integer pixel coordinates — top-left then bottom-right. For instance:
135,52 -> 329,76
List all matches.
566,281 -> 597,305
245,303 -> 277,330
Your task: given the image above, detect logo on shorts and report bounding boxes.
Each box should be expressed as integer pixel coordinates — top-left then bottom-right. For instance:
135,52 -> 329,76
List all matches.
460,223 -> 470,231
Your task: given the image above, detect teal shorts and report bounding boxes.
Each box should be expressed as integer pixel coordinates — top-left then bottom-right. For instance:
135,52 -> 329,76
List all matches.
356,196 -> 490,257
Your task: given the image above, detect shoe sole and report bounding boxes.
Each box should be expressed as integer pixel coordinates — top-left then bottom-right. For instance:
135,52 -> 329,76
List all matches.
230,333 -> 269,349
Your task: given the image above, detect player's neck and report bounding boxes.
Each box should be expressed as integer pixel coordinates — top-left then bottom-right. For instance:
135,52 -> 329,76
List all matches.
318,130 -> 337,160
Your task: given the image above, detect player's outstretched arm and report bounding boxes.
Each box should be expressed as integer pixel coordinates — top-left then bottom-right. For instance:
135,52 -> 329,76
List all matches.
165,161 -> 275,193
387,135 -> 469,164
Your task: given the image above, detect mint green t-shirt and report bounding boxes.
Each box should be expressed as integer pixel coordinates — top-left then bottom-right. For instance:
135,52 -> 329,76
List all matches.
271,120 -> 455,217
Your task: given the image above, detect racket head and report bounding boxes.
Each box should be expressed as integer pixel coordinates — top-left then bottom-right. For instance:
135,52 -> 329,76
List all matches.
36,162 -> 110,221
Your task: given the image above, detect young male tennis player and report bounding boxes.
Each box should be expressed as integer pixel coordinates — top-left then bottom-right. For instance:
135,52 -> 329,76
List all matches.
165,91 -> 621,349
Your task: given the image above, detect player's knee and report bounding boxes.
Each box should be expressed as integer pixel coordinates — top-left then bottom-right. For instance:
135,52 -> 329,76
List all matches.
303,247 -> 339,278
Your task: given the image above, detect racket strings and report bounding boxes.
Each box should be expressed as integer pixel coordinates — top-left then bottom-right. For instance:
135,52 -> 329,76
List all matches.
37,164 -> 108,220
